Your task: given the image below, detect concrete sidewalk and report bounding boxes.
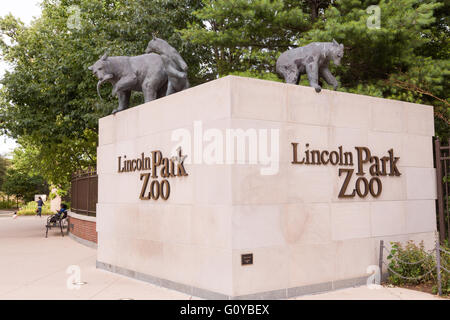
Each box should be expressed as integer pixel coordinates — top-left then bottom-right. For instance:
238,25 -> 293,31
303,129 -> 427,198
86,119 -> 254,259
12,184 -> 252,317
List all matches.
0,210 -> 14,217
0,216 -> 444,300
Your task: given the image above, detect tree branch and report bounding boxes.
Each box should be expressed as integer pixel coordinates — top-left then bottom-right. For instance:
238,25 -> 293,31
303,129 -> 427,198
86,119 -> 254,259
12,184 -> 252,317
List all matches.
386,78 -> 449,125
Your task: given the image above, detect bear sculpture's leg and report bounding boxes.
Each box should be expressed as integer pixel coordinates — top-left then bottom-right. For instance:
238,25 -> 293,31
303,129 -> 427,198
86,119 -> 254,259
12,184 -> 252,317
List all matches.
320,67 -> 339,91
156,81 -> 168,99
184,78 -> 190,90
112,91 -> 131,114
143,86 -> 157,102
112,76 -> 137,97
305,63 -> 321,93
166,80 -> 176,96
143,75 -> 166,102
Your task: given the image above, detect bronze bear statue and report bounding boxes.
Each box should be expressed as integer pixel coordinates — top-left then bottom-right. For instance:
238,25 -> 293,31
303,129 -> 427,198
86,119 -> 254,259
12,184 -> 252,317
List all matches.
276,39 -> 344,92
88,52 -> 168,114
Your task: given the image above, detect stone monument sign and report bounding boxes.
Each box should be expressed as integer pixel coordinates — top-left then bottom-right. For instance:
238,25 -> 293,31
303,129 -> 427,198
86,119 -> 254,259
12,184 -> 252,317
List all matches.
96,76 -> 437,299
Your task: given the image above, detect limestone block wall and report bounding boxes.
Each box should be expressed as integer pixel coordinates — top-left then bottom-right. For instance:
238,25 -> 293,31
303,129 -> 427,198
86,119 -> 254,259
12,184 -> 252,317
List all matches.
97,76 -> 437,298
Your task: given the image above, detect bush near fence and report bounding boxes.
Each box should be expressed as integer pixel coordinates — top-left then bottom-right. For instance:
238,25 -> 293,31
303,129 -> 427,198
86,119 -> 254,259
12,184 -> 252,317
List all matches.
387,240 -> 450,295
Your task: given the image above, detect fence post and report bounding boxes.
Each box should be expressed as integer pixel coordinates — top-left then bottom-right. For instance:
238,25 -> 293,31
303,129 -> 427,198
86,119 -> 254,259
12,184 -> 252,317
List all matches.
447,138 -> 449,242
435,240 -> 442,296
434,139 -> 445,244
379,240 -> 384,282
87,169 -> 90,216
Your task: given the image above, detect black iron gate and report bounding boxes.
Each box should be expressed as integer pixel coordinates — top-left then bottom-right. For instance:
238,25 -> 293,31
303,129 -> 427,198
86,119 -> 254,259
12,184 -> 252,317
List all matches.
71,168 -> 97,217
435,139 -> 450,243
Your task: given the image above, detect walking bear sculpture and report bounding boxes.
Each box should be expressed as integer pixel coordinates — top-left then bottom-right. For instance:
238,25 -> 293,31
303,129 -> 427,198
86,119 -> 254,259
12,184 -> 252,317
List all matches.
88,52 -> 168,114
276,39 -> 344,93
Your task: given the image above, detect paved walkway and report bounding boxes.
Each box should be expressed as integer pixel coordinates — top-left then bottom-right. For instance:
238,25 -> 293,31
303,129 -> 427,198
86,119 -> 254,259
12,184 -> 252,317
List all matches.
294,285 -> 442,300
0,210 -> 14,217
0,216 -> 444,300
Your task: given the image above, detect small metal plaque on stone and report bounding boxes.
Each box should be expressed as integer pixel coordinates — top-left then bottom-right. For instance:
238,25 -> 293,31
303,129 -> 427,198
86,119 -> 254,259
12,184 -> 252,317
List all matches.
241,253 -> 253,266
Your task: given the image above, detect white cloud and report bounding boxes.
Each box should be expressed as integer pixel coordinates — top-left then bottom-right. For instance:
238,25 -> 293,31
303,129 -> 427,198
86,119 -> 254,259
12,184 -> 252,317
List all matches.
0,136 -> 17,158
0,0 -> 42,24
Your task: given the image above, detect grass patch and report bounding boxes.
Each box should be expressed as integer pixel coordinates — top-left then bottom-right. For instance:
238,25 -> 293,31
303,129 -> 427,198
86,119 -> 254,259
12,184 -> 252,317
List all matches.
17,201 -> 53,216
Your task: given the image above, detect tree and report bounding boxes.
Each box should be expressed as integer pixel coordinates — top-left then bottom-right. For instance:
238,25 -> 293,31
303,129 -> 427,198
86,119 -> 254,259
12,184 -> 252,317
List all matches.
0,0 -> 210,188
299,0 -> 448,139
4,139 -> 77,191
1,145 -> 49,203
180,0 -> 315,77
2,168 -> 48,203
0,0 -> 448,188
0,156 -> 9,190
181,0 -> 449,139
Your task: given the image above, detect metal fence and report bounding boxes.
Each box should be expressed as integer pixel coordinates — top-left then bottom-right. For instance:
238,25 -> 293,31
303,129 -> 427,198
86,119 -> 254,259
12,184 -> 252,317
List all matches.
379,240 -> 449,296
71,168 -> 97,217
435,139 -> 450,243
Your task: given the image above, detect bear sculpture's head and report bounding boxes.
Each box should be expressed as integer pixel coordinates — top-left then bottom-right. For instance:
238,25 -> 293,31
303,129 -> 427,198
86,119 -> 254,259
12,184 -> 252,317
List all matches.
330,39 -> 344,66
145,35 -> 173,56
88,52 -> 114,99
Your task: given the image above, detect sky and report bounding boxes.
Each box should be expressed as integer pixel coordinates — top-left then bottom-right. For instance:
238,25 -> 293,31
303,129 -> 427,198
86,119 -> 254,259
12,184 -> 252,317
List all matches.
0,0 -> 43,156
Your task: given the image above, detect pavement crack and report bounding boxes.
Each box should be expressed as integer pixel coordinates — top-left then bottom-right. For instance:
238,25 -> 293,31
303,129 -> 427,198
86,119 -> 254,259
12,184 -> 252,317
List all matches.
87,277 -> 120,300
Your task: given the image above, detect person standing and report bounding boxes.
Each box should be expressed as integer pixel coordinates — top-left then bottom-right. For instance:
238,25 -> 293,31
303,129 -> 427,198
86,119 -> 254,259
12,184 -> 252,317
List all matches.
36,197 -> 44,217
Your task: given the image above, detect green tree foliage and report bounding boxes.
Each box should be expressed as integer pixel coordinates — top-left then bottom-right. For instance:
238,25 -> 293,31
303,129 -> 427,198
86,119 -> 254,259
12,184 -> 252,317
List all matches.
0,0 -> 448,189
2,168 -> 48,202
0,0 -> 209,187
301,0 -> 440,84
181,0 -> 449,138
1,144 -> 48,202
5,140 -> 74,191
180,0 -> 320,77
301,0 -> 449,139
0,156 -> 10,190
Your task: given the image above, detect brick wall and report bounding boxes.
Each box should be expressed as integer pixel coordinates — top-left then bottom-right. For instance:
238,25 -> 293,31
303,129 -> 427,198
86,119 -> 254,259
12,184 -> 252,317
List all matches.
69,215 -> 97,244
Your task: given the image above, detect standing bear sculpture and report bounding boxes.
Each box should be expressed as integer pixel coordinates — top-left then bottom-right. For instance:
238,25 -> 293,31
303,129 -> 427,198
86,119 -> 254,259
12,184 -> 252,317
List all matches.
276,39 -> 344,93
145,37 -> 189,96
88,52 -> 168,114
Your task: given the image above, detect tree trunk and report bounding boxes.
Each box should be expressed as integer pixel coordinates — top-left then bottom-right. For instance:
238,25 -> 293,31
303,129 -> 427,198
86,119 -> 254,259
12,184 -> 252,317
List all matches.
309,0 -> 319,22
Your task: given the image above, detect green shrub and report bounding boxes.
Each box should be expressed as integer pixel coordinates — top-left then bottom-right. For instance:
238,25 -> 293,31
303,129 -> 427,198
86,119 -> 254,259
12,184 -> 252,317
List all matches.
433,241 -> 450,295
56,188 -> 68,198
17,201 -> 53,216
387,240 -> 450,295
0,200 -> 18,209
